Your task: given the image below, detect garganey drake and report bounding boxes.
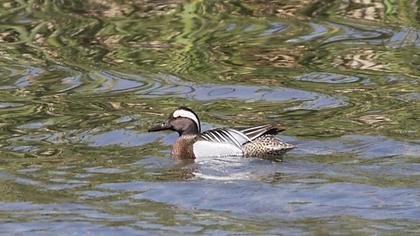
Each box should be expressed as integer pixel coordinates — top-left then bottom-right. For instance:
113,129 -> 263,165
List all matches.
148,107 -> 294,160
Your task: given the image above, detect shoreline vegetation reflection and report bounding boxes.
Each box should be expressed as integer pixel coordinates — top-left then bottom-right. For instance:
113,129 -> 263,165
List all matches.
0,0 -> 420,235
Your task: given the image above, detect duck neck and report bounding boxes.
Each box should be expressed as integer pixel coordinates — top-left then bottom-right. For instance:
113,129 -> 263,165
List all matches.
172,135 -> 196,159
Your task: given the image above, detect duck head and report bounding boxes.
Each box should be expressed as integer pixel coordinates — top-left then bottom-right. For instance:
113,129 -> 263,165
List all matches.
148,107 -> 201,136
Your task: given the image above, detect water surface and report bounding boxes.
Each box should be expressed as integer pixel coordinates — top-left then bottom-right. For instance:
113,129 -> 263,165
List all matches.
0,0 -> 420,235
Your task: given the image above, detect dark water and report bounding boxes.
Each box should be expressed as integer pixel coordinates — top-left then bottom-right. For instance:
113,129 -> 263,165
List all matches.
1,0 -> 420,235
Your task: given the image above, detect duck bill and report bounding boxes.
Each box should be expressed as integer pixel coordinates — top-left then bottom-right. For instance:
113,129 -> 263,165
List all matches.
148,120 -> 171,132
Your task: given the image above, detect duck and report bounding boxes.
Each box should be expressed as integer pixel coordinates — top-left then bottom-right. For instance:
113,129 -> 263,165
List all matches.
148,107 -> 294,160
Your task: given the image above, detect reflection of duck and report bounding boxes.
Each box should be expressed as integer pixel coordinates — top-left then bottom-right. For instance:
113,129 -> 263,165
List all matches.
148,107 -> 294,160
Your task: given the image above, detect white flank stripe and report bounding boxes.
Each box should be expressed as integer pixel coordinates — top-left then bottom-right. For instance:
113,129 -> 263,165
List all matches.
193,141 -> 243,158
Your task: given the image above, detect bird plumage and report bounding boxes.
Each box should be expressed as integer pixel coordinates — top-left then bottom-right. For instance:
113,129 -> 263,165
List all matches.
148,107 -> 294,160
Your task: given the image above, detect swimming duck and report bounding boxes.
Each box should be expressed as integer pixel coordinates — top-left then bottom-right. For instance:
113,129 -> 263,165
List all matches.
148,107 -> 294,160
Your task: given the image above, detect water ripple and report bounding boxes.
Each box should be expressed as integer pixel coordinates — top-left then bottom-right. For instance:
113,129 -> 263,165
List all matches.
287,22 -> 329,43
88,71 -> 144,93
296,72 -> 362,84
292,134 -> 420,159
79,129 -> 160,147
98,180 -> 420,221
100,72 -> 348,110
1,1 -> 419,234
323,23 -> 386,44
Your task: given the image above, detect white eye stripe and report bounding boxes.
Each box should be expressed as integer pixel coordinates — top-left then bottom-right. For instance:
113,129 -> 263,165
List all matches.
173,109 -> 201,131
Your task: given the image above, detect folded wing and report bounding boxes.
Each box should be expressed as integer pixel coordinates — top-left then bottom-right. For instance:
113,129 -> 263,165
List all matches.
199,128 -> 251,148
238,124 -> 284,141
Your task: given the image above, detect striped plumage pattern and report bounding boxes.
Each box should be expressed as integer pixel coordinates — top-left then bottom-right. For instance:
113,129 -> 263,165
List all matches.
238,124 -> 282,141
194,124 -> 293,158
199,124 -> 282,146
199,128 -> 250,148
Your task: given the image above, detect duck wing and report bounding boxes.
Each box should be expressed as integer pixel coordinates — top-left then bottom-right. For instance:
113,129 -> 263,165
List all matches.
199,128 -> 251,148
238,124 -> 285,141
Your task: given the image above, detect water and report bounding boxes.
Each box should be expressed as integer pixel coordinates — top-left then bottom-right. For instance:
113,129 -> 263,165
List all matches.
0,0 -> 420,235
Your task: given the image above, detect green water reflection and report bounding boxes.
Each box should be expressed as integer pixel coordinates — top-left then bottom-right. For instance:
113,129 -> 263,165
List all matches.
0,0 -> 420,235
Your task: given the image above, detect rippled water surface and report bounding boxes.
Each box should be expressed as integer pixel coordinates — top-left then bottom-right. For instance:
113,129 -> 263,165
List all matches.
1,0 -> 420,235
